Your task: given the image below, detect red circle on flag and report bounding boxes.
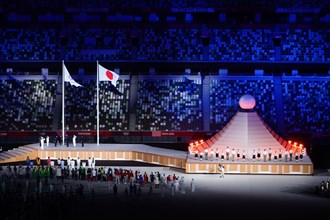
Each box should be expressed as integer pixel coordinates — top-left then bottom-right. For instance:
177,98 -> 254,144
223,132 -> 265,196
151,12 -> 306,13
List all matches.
106,70 -> 113,80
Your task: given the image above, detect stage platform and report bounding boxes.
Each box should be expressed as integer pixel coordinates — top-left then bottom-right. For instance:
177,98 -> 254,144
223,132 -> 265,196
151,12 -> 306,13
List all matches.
186,154 -> 313,175
0,143 -> 314,175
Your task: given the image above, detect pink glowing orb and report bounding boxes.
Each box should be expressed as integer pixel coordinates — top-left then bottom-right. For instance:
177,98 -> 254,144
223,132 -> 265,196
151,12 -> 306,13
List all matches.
239,94 -> 256,109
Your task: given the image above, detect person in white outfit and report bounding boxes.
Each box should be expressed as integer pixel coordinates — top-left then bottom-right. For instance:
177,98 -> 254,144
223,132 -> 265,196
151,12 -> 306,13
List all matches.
40,136 -> 45,150
268,148 -> 272,161
46,136 -> 49,147
67,157 -> 71,168
299,150 -> 304,162
92,158 -> 96,169
56,166 -> 62,180
285,150 -> 289,162
76,157 -> 81,169
73,135 -> 77,147
88,157 -> 92,168
171,183 -> 175,197
289,149 -> 293,161
225,147 -> 230,160
92,169 -> 97,181
231,149 -> 236,161
220,164 -> 225,178
215,148 -> 219,160
179,177 -> 185,194
174,179 -> 179,192
60,159 -> 65,170
210,149 -> 215,161
154,174 -> 160,188
263,149 -> 267,162
191,178 -> 196,192
204,148 -> 209,160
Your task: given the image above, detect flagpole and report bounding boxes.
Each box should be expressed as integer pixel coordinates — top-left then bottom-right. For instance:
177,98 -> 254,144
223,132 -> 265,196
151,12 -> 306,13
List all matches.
96,60 -> 100,146
62,60 -> 65,146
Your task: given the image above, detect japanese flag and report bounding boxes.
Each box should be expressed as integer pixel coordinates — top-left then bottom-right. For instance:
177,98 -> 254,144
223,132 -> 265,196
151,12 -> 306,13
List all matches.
98,64 -> 119,86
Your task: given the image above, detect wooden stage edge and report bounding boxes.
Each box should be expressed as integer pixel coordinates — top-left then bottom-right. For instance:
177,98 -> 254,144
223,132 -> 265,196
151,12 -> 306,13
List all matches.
0,144 -> 314,175
186,161 -> 313,175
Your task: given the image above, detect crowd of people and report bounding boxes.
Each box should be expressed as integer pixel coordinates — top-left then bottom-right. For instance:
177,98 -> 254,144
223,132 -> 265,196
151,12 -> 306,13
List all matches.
0,157 -> 329,219
0,159 -> 197,219
315,178 -> 330,198
1,76 -> 329,135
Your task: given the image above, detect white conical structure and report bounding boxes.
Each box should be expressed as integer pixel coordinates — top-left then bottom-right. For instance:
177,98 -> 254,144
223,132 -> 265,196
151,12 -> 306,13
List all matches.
201,111 -> 289,157
192,95 -> 291,158
212,111 -> 283,148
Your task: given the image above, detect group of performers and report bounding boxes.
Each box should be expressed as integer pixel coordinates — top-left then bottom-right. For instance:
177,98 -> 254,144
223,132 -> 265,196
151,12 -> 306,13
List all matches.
191,146 -> 305,162
39,135 -> 84,148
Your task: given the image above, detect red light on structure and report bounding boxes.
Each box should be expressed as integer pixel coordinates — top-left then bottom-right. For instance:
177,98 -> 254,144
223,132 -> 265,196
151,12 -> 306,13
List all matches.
288,139 -> 304,150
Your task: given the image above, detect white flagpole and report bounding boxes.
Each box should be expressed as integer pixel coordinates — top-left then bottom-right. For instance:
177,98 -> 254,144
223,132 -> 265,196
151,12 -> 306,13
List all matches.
62,60 -> 65,146
96,61 -> 100,146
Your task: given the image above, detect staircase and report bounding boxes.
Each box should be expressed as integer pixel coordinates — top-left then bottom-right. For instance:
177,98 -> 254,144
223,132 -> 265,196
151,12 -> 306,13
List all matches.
202,76 -> 210,131
129,75 -> 138,130
52,76 -> 63,131
273,76 -> 285,134
0,145 -> 38,164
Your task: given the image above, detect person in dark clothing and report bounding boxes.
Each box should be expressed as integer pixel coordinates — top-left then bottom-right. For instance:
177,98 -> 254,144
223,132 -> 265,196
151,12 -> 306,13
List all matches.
59,136 -> 63,145
54,136 -> 58,147
81,136 -> 84,147
26,156 -> 30,166
113,184 -> 117,196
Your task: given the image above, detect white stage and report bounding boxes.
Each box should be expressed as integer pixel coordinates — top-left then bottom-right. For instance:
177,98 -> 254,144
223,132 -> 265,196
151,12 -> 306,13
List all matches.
0,142 -> 314,175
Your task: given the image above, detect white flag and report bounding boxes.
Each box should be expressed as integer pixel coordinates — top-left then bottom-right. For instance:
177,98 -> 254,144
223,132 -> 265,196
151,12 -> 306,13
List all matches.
64,64 -> 83,87
98,64 -> 119,86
